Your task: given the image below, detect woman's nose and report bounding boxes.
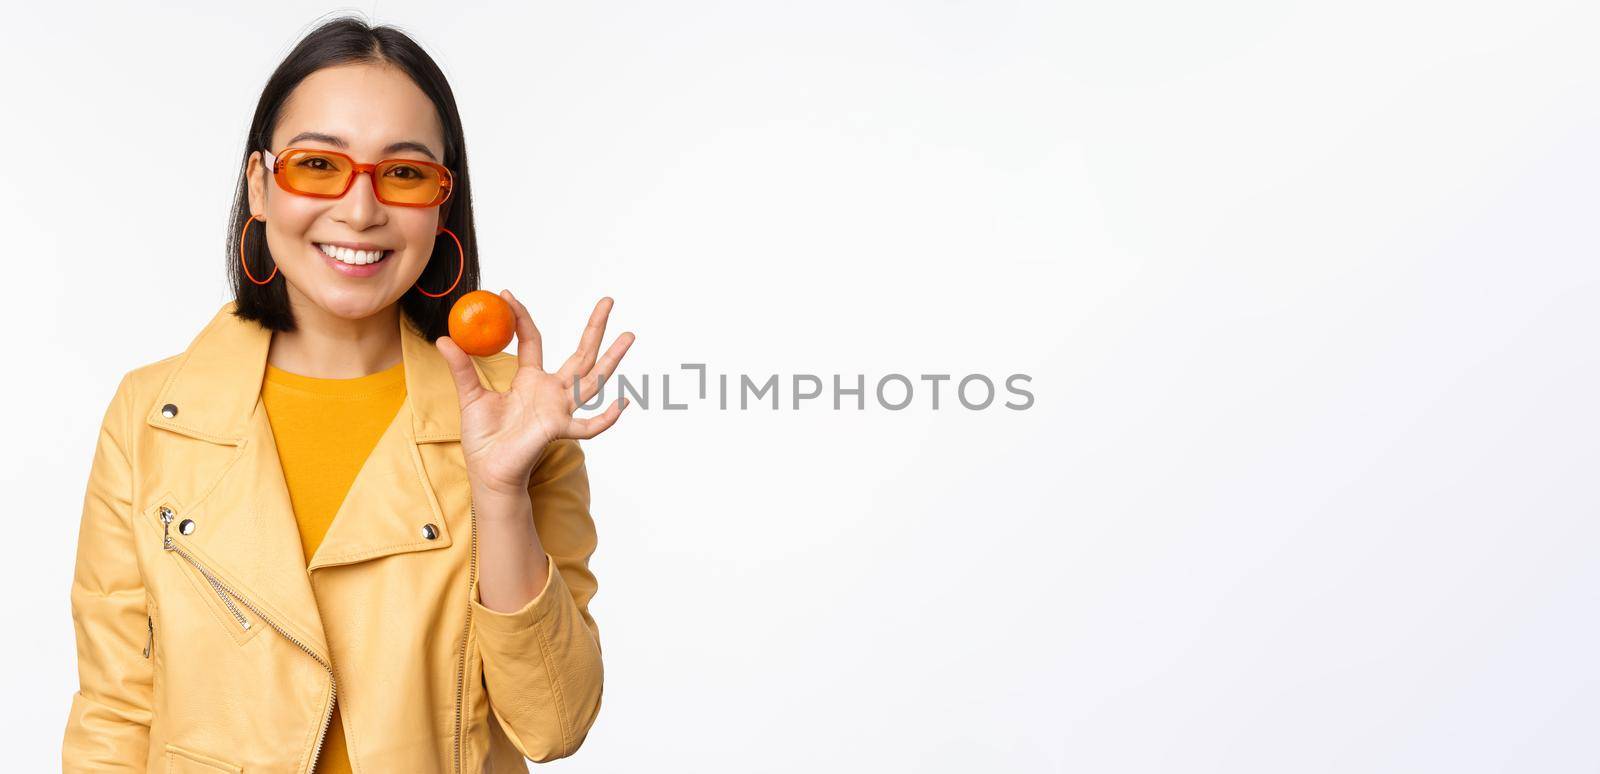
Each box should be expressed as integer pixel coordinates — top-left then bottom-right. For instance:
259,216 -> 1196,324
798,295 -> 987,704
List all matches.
332,170 -> 387,228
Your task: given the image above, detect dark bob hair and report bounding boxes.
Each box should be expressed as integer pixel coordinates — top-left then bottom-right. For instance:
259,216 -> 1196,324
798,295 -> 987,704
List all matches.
227,15 -> 478,340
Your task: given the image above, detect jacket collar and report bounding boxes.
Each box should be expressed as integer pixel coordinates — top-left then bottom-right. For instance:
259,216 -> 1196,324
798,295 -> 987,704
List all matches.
139,300 -> 481,658
145,300 -> 468,444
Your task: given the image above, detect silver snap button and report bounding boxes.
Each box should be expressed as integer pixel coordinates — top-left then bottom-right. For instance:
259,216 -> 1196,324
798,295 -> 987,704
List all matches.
421,523 -> 439,540
178,518 -> 196,536
161,403 -> 178,418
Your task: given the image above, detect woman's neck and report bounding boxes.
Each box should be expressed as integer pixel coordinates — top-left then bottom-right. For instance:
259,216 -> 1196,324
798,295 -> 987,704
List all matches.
267,298 -> 404,379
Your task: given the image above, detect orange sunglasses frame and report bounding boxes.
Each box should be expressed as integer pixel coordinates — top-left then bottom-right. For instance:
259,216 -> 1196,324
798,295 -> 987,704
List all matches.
263,147 -> 454,208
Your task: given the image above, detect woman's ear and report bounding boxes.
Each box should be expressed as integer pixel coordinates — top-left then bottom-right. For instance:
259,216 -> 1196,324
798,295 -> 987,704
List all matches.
246,150 -> 266,219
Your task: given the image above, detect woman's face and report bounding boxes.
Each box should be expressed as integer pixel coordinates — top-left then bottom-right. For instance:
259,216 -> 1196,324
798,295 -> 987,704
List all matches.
247,62 -> 448,322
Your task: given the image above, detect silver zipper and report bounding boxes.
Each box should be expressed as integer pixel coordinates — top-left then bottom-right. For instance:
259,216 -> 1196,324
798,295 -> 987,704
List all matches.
159,506 -> 338,773
453,500 -> 479,773
160,508 -> 250,630
143,615 -> 154,659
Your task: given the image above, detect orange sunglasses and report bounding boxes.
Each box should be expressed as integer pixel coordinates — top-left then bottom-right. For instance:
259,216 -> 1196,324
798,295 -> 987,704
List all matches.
263,147 -> 454,207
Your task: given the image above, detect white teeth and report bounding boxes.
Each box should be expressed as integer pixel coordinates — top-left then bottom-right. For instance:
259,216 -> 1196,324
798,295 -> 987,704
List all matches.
318,243 -> 387,265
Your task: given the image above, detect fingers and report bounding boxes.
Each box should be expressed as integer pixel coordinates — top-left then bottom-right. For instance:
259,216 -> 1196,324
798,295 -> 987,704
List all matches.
558,297 -> 614,380
501,289 -> 543,372
565,396 -> 629,440
434,335 -> 487,405
575,331 -> 635,405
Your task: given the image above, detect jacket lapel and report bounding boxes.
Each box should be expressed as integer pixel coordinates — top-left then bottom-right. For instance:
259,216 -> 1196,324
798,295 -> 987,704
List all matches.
143,301 -> 478,654
306,313 -> 468,570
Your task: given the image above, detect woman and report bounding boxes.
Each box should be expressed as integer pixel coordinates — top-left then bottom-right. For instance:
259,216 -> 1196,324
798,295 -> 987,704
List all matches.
60,17 -> 632,773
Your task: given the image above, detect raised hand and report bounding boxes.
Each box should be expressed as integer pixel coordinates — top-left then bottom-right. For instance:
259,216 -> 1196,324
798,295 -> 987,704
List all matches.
435,291 -> 635,498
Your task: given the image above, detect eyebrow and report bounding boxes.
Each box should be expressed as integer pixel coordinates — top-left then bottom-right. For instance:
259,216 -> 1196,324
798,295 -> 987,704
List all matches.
282,131 -> 440,162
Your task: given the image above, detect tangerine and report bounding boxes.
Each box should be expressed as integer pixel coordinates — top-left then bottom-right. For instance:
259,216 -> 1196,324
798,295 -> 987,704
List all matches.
448,290 -> 516,356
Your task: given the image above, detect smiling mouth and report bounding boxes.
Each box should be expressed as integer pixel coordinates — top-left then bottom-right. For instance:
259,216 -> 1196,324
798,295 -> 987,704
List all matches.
315,242 -> 394,266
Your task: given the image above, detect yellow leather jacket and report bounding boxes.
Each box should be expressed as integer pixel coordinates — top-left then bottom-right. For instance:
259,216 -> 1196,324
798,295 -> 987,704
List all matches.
62,301 -> 604,772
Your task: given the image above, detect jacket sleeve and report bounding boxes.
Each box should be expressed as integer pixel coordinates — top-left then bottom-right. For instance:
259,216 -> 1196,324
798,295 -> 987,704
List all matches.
472,438 -> 604,762
62,372 -> 153,771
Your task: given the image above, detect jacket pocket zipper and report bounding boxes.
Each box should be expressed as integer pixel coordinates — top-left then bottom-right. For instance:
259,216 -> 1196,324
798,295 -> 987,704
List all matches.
159,506 -> 339,774
143,614 -> 154,659
160,508 -> 250,630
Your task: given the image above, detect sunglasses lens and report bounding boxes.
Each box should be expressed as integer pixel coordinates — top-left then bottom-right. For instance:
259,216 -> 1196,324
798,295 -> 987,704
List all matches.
278,150 -> 355,196
375,160 -> 447,205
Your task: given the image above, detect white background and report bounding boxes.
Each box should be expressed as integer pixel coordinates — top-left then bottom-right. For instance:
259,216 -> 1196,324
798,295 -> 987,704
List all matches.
3,1 -> 1598,771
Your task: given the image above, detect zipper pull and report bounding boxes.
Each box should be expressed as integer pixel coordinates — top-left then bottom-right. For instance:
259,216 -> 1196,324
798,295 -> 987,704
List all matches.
143,615 -> 154,659
159,506 -> 175,550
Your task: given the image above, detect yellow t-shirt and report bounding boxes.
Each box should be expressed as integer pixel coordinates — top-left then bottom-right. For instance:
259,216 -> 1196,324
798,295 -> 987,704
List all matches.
262,358 -> 408,774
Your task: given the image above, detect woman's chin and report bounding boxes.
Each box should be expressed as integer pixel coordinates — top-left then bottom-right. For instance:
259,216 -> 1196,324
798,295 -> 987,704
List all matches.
305,287 -> 405,321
